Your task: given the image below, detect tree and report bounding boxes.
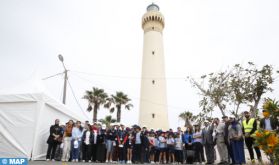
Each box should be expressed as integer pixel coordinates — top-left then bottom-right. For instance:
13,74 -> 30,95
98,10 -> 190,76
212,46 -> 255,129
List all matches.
188,71 -> 231,116
228,63 -> 275,117
242,63 -> 275,117
83,87 -> 108,123
188,62 -> 277,118
98,115 -> 116,128
105,91 -> 133,123
179,111 -> 194,127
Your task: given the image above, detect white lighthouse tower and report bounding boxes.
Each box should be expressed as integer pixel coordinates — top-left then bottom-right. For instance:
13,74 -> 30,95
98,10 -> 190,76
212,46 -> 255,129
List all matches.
139,3 -> 169,130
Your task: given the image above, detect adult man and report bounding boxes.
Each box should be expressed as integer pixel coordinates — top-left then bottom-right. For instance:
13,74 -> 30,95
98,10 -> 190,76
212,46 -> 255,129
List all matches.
46,119 -> 62,161
242,111 -> 262,163
259,110 -> 278,131
202,120 -> 215,164
214,117 -> 229,164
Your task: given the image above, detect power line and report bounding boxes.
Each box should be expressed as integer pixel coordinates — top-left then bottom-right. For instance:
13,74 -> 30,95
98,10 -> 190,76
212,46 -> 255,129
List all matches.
42,72 -> 64,80
71,70 -> 186,80
67,79 -> 90,119
70,72 -> 186,111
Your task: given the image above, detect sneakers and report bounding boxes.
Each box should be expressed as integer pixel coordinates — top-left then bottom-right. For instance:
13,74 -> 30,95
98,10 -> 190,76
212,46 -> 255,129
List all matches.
106,160 -> 109,163
46,159 -> 50,161
51,159 -> 55,162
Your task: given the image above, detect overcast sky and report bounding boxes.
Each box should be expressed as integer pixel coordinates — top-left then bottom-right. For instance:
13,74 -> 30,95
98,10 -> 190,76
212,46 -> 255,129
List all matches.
0,0 -> 279,129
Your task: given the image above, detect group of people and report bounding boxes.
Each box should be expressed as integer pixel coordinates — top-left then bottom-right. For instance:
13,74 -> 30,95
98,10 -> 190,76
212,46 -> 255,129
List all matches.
46,109 -> 278,164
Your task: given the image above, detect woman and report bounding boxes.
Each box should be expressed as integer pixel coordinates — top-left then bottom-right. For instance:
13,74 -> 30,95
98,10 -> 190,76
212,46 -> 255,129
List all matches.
61,120 -> 74,162
46,119 -> 62,161
228,117 -> 245,165
183,126 -> 193,164
105,128 -> 115,163
71,121 -> 83,162
192,124 -> 203,164
81,124 -> 92,162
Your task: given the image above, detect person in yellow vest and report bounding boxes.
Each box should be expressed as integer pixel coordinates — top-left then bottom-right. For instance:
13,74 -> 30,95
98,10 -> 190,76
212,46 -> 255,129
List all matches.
242,111 -> 262,164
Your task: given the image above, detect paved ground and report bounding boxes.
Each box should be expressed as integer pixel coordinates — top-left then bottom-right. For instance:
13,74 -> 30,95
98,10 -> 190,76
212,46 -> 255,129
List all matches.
28,148 -> 270,165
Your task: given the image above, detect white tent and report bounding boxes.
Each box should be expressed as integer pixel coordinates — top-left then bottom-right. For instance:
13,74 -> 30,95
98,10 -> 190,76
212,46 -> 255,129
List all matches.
0,79 -> 89,160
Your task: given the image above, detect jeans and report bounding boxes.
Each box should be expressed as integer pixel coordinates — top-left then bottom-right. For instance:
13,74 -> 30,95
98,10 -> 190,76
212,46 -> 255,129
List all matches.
71,140 -> 81,160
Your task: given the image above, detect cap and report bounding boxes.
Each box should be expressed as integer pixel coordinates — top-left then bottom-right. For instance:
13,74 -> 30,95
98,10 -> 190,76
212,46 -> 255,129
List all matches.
222,115 -> 228,119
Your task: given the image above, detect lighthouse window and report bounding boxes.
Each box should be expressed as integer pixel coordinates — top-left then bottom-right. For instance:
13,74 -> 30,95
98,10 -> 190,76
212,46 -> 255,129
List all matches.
152,80 -> 155,84
152,51 -> 155,55
152,113 -> 155,118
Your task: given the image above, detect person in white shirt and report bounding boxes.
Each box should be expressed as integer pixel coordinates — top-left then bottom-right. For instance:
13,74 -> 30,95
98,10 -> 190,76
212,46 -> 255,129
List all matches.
167,133 -> 175,163
158,132 -> 167,164
81,124 -> 92,162
175,133 -> 183,164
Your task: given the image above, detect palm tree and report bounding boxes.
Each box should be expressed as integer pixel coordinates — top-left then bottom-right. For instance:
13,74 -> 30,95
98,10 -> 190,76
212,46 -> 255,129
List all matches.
179,111 -> 194,127
105,91 -> 133,123
83,87 -> 108,123
98,115 -> 117,128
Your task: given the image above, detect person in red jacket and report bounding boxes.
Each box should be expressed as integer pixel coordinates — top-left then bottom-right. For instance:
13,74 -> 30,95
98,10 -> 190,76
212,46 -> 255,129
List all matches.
117,129 -> 128,163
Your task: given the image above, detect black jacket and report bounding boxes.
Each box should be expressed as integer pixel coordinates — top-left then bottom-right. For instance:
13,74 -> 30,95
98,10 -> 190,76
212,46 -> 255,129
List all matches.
82,130 -> 93,144
47,124 -> 62,144
259,117 -> 278,130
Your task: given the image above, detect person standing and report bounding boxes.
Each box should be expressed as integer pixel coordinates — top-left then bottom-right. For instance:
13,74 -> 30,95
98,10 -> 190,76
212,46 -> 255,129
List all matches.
242,111 -> 262,164
134,126 -> 144,163
71,121 -> 83,162
228,116 -> 246,165
46,119 -> 62,161
174,133 -> 183,164
117,128 -> 128,164
125,128 -> 134,164
81,124 -> 92,162
167,133 -> 175,163
91,123 -> 99,162
158,132 -> 167,164
148,131 -> 156,164
202,120 -> 215,164
183,127 -> 194,164
192,124 -> 203,164
105,128 -> 115,163
96,127 -> 106,162
214,117 -> 229,164
259,109 -> 278,131
61,120 -> 74,162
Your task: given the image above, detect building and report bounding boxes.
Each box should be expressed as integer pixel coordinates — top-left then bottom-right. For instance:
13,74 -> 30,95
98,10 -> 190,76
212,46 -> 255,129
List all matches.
139,3 -> 169,130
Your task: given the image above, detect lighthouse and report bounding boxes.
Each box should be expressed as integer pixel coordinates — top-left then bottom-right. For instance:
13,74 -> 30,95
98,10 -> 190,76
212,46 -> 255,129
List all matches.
139,3 -> 169,130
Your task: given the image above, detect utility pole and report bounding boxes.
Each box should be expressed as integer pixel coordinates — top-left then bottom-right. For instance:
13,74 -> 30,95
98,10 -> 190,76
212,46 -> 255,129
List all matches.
58,54 -> 68,104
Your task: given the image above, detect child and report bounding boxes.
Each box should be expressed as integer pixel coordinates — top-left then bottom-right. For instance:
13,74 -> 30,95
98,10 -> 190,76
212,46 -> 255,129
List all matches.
72,139 -> 79,162
125,129 -> 133,164
158,132 -> 167,164
148,132 -> 156,164
167,133 -> 175,164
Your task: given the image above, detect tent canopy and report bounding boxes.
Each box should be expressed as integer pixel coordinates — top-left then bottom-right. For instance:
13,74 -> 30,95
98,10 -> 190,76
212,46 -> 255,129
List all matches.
0,79 -> 89,160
